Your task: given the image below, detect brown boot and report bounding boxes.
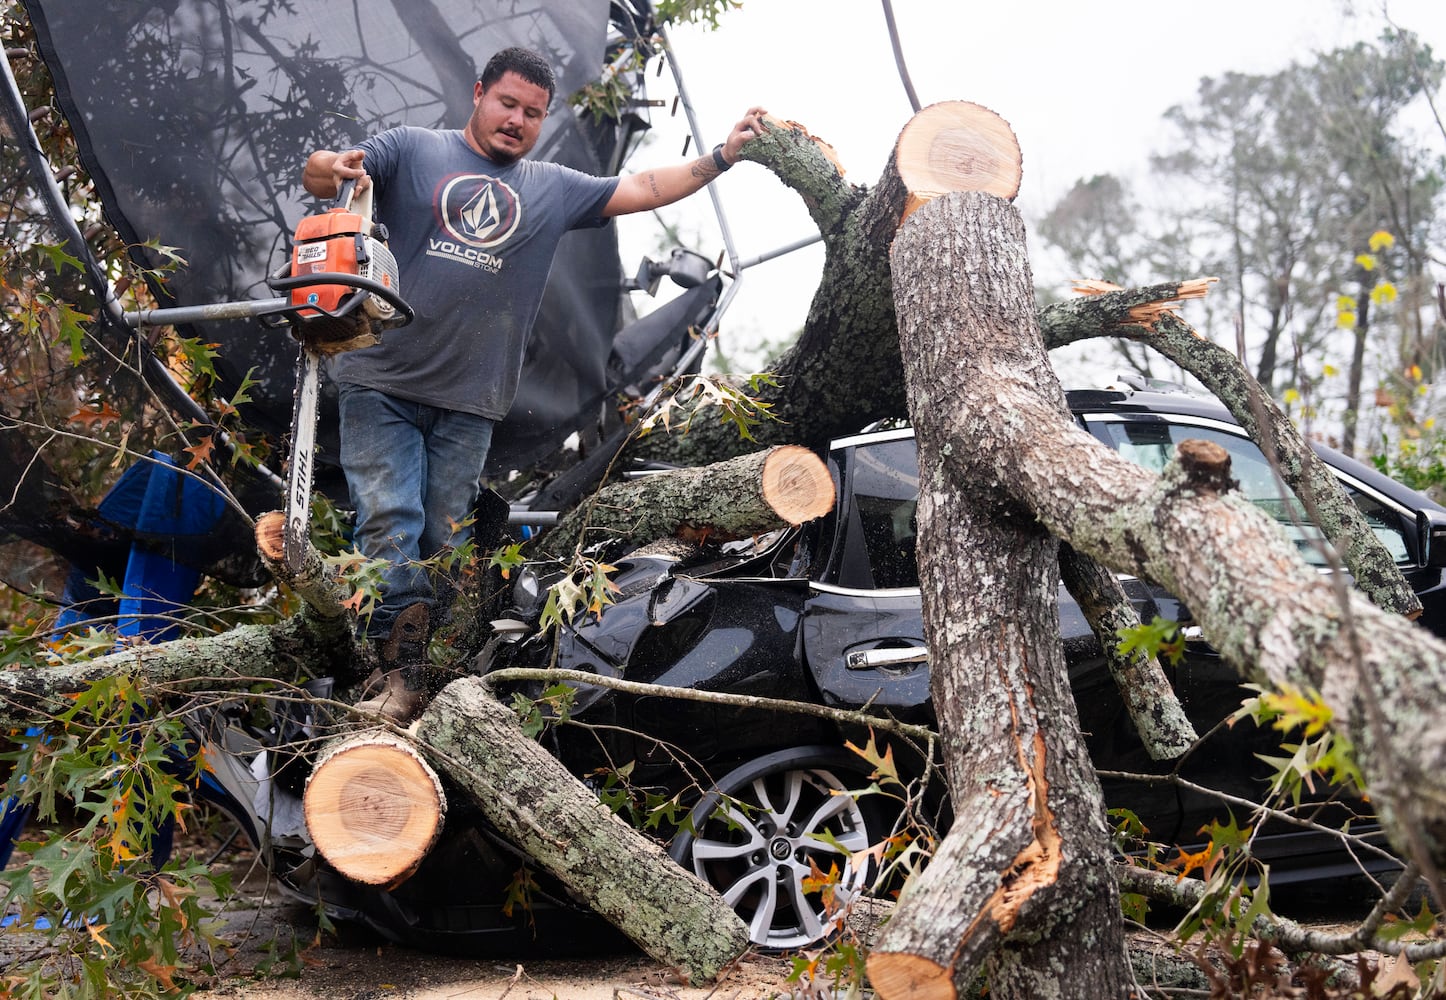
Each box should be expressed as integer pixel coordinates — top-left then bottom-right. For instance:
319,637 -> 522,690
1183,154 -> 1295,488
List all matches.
352,666 -> 426,724
356,603 -> 433,724
376,602 -> 432,665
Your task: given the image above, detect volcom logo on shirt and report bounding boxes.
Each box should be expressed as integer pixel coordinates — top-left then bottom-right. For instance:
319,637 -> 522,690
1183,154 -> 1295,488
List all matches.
429,173 -> 521,272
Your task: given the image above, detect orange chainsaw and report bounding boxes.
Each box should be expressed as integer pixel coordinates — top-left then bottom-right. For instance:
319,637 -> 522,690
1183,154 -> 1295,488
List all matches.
270,178 -> 411,571
123,179 -> 413,574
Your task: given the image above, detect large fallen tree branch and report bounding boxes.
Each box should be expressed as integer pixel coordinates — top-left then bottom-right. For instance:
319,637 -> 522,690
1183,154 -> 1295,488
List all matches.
536,444 -> 833,559
631,106 -> 1194,765
1039,283 -> 1420,619
1057,544 -> 1196,760
868,187 -> 1133,1000
0,610 -> 352,729
413,677 -> 750,983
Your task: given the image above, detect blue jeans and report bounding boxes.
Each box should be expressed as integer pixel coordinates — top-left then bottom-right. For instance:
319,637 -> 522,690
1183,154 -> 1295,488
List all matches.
336,384 -> 494,639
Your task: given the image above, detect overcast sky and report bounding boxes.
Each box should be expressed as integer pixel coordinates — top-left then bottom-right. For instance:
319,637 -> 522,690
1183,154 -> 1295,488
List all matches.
612,0 -> 1446,375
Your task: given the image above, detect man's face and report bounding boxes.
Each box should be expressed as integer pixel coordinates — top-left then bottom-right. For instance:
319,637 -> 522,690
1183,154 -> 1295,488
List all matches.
466,71 -> 549,164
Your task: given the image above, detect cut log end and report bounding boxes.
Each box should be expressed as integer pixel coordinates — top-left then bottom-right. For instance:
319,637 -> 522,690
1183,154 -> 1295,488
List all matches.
896,101 -> 1022,224
760,444 -> 835,524
304,733 -> 447,889
1177,439 -> 1234,495
255,510 -> 286,562
866,952 -> 956,1000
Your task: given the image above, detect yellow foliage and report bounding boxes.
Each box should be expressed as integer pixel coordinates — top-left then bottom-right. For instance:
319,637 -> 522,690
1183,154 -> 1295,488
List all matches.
1368,230 -> 1396,252
85,920 -> 115,954
1257,684 -> 1334,738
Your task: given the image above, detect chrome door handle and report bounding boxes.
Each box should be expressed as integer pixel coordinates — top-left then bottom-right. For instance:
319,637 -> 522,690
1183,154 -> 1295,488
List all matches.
846,646 -> 929,670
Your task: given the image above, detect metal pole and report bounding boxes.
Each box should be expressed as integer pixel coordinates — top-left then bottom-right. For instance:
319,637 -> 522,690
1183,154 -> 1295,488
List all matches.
123,298 -> 290,328
658,24 -> 741,336
736,233 -> 824,271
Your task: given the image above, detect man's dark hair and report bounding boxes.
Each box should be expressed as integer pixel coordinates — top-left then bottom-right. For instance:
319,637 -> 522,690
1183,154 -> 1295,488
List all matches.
479,47 -> 556,103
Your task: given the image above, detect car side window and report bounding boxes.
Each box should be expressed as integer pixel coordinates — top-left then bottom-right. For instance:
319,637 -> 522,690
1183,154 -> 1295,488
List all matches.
833,440 -> 921,590
1086,418 -> 1410,566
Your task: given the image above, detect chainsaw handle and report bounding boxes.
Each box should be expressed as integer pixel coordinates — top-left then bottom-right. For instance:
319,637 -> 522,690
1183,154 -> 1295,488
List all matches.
334,176 -> 379,228
262,271 -> 414,328
335,177 -> 357,210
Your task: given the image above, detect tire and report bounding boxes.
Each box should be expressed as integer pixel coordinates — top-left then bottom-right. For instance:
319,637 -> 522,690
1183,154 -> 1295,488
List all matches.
670,746 -> 885,951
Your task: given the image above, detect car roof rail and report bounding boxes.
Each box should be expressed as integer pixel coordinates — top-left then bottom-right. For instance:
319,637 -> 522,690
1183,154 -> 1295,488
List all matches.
1107,373 -> 1198,396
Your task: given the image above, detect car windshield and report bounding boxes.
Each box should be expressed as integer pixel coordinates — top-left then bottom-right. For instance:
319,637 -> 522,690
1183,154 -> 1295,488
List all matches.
1084,417 -> 1411,567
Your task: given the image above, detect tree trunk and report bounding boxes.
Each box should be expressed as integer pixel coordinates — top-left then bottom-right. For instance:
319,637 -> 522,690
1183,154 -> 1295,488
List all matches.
1343,268 -> 1373,457
639,102 -> 1022,467
944,200 -> 1446,872
537,444 -> 833,559
413,677 -> 751,984
868,192 -> 1133,998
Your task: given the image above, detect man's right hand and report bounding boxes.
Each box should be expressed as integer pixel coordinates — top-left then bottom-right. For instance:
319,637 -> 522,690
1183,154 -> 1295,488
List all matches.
302,148 -> 369,199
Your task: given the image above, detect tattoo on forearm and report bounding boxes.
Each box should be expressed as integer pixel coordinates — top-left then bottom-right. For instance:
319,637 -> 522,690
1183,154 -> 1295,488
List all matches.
647,172 -> 662,199
692,158 -> 717,180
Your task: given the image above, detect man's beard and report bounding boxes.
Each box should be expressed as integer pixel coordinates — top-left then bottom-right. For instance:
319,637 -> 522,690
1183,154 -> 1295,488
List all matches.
488,140 -> 521,165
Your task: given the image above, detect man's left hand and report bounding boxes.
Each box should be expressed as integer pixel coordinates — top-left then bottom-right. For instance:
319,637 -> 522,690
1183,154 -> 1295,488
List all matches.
721,107 -> 768,165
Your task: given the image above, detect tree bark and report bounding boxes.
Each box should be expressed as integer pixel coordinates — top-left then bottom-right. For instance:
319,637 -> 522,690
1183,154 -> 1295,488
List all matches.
0,610 -> 353,729
537,444 -> 833,559
868,192 -> 1133,999
412,677 -> 751,984
1039,283 -> 1422,618
630,108 -> 1193,757
1058,544 -> 1196,760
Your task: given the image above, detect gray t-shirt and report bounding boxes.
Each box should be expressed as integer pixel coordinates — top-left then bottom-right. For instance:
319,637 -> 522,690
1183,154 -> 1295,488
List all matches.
329,127 -> 619,419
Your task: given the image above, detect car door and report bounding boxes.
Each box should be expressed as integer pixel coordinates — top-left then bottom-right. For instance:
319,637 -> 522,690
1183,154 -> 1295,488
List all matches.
800,432 -> 933,722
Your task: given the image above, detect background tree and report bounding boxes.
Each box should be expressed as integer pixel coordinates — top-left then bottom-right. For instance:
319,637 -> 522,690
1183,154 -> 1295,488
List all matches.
1040,29 -> 1446,459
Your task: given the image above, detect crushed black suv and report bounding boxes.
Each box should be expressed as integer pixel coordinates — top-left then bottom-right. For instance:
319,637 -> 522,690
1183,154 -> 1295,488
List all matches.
225,385 -> 1446,955
474,384 -> 1446,949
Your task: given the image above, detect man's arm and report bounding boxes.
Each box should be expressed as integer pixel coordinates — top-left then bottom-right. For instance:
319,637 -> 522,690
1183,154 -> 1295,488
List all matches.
602,107 -> 766,218
302,148 -> 369,199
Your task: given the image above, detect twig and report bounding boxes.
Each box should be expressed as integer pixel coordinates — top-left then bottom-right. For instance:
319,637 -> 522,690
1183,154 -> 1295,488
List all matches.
482,666 -> 938,748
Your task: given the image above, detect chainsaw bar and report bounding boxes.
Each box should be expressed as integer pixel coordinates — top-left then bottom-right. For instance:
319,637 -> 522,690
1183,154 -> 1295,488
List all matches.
283,346 -> 322,574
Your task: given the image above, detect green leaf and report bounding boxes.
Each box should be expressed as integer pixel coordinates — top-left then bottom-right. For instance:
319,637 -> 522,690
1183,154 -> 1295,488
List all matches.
1115,616 -> 1185,665
33,240 -> 86,275
1120,891 -> 1150,924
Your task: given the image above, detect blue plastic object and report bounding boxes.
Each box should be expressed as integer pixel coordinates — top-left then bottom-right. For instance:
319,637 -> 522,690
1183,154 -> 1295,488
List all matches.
5,453 -> 225,874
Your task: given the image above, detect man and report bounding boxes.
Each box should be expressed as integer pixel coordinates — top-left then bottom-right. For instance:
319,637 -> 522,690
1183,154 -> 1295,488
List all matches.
302,47 -> 765,721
